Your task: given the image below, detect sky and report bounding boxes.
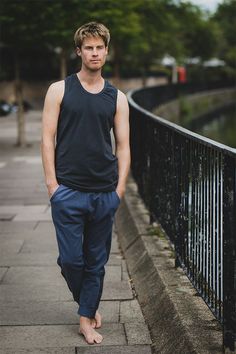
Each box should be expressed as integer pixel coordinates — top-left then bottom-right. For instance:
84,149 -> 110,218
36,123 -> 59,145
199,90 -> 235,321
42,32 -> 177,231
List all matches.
183,0 -> 223,12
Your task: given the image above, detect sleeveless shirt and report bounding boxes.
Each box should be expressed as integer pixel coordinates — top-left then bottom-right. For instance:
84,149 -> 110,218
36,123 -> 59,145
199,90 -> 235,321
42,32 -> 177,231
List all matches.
55,73 -> 119,192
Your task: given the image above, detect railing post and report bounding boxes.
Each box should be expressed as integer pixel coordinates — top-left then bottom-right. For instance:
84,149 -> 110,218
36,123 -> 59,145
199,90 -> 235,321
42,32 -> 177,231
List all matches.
223,155 -> 236,352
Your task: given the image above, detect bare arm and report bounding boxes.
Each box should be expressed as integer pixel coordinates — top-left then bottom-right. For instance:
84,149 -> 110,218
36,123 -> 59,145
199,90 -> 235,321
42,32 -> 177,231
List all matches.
113,90 -> 131,199
41,81 -> 64,197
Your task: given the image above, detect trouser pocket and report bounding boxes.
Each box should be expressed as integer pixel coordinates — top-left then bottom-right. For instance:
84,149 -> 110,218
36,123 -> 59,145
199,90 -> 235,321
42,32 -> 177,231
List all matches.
50,184 -> 65,202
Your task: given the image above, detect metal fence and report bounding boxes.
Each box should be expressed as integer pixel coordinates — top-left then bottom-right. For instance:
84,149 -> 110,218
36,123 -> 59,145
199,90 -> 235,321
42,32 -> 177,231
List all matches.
127,83 -> 236,351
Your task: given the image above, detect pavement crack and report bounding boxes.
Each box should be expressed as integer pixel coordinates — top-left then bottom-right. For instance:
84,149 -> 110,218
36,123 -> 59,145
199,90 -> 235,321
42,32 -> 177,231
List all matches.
17,239 -> 25,254
33,221 -> 40,230
0,266 -> 10,284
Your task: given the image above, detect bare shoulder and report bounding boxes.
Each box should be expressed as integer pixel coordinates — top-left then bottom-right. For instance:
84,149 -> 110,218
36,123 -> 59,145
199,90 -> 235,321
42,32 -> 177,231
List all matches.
117,89 -> 129,110
49,79 -> 64,91
46,79 -> 65,105
117,89 -> 128,103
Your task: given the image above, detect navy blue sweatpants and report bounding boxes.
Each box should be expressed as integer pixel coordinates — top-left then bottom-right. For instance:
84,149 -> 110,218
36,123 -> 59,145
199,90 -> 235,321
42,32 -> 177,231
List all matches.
50,184 -> 120,318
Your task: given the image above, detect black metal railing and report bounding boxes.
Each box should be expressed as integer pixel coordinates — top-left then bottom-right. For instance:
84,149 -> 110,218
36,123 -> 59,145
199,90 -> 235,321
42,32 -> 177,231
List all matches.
127,83 -> 236,352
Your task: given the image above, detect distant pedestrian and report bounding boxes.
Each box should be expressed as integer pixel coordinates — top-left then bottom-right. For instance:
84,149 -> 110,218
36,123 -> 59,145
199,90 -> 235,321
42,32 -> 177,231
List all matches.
41,22 -> 130,344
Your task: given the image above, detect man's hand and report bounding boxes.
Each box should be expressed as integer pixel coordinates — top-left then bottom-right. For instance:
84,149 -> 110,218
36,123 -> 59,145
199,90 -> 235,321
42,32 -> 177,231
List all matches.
48,183 -> 60,198
116,186 -> 125,200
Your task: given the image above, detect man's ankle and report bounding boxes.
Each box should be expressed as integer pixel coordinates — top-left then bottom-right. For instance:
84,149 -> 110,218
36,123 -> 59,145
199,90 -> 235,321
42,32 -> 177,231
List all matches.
80,315 -> 91,323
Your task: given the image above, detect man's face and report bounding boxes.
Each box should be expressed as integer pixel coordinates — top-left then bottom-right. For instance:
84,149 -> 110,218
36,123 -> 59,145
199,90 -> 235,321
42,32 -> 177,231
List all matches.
76,36 -> 108,71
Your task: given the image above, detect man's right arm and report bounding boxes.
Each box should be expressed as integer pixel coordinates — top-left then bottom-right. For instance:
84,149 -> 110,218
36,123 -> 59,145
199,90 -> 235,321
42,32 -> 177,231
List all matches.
41,81 -> 64,198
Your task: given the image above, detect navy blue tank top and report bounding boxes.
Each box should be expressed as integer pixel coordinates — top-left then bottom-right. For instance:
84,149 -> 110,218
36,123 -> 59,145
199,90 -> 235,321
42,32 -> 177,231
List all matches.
55,73 -> 118,192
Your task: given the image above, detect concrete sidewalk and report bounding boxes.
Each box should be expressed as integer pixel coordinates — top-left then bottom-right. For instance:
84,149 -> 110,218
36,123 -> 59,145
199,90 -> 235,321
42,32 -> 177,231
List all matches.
0,111 -> 152,353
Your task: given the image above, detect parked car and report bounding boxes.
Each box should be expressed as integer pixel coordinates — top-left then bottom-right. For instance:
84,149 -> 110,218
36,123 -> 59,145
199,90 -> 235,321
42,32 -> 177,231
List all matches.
0,100 -> 12,116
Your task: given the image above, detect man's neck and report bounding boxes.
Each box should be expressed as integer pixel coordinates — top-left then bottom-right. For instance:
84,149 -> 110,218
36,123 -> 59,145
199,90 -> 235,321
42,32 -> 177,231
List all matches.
78,68 -> 103,85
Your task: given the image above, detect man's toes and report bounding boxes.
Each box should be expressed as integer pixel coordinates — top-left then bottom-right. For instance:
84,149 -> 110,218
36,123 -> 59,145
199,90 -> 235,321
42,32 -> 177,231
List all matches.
94,333 -> 103,344
79,330 -> 92,344
87,335 -> 96,344
81,332 -> 94,345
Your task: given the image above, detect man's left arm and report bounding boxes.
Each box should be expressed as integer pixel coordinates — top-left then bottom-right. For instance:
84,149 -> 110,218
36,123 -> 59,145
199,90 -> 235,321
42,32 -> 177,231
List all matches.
113,90 -> 131,199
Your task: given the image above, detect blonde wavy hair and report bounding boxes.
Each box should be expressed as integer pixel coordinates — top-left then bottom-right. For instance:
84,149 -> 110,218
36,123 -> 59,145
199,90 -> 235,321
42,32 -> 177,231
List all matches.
74,22 -> 110,48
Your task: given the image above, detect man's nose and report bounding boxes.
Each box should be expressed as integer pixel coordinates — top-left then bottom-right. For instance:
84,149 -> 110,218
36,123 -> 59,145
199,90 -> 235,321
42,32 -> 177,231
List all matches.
92,48 -> 98,55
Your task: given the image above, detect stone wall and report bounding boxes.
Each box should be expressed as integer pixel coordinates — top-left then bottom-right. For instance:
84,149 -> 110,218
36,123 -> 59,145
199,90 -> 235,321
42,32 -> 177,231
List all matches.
153,88 -> 236,126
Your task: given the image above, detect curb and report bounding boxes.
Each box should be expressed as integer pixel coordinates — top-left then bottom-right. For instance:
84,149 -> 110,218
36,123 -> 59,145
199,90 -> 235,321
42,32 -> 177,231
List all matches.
115,174 -> 223,354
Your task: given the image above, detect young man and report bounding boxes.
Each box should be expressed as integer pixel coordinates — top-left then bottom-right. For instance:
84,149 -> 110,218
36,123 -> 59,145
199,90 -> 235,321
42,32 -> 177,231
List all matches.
41,22 -> 130,345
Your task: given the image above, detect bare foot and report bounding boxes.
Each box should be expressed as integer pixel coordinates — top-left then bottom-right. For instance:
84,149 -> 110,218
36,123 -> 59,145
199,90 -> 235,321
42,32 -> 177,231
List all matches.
91,311 -> 102,329
93,311 -> 102,328
79,316 -> 103,344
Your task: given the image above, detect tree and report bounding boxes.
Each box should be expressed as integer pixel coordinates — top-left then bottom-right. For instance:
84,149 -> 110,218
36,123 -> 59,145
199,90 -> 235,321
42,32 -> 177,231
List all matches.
126,0 -> 184,84
82,0 -> 143,83
170,1 -> 219,61
213,0 -> 236,75
39,0 -> 91,79
0,0 -> 46,146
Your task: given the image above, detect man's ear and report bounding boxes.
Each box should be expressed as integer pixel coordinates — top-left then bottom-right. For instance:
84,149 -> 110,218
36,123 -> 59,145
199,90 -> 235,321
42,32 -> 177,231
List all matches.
76,47 -> 81,57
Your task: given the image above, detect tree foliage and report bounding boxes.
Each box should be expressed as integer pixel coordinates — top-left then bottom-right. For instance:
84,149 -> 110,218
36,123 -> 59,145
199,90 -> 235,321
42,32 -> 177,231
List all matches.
0,0 -> 235,80
213,0 -> 236,70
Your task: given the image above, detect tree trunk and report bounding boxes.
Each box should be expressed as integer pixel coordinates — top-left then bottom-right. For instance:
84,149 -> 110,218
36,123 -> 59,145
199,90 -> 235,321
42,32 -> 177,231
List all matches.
172,64 -> 178,84
60,48 -> 67,79
112,44 -> 121,87
15,54 -> 26,147
141,66 -> 148,87
141,74 -> 147,87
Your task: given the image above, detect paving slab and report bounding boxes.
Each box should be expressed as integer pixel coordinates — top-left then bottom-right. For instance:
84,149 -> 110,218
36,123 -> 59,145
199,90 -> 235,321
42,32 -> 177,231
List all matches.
0,205 -> 47,214
0,231 -> 36,240
0,239 -> 24,253
0,284 -> 72,302
0,323 -> 126,349
0,280 -> 133,302
0,252 -> 58,266
1,266 -> 65,285
34,221 -> 57,234
20,239 -> 59,253
124,323 -> 152,345
120,300 -> 145,323
0,349 -> 76,354
22,197 -> 51,205
104,265 -> 121,282
75,345 -> 153,353
0,199 -> 31,206
0,221 -> 37,233
0,300 -> 119,325
0,267 -> 8,282
13,213 -> 52,221
121,259 -> 130,281
101,281 -> 133,300
106,254 -> 123,266
0,252 -> 122,267
0,179 -> 44,188
110,235 -> 120,253
1,265 -> 122,285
